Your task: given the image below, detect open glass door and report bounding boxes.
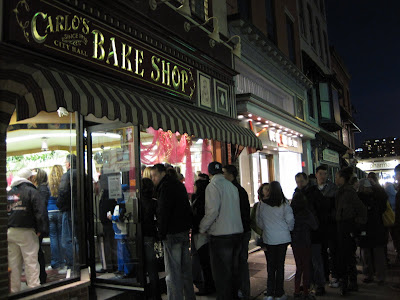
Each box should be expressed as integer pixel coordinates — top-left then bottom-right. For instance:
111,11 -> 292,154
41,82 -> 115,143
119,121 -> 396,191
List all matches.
85,122 -> 144,289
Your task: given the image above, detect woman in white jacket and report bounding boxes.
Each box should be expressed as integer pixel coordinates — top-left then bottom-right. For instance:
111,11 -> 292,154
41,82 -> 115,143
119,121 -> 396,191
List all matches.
257,181 -> 295,300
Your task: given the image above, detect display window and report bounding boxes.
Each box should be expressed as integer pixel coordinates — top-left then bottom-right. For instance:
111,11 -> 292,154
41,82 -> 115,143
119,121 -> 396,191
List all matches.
6,111 -> 79,295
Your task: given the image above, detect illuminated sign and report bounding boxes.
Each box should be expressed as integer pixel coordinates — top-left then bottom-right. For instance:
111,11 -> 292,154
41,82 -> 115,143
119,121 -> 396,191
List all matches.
269,129 -> 299,148
8,0 -> 196,100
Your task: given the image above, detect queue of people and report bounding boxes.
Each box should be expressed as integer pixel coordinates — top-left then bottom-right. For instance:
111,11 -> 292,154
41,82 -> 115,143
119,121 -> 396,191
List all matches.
8,157 -> 400,300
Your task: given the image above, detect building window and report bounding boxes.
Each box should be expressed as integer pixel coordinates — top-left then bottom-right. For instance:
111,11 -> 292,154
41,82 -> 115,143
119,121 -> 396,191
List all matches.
190,0 -> 209,21
299,0 -> 306,37
286,15 -> 296,63
319,82 -> 331,119
265,0 -> 277,44
296,98 -> 305,120
307,5 -> 315,48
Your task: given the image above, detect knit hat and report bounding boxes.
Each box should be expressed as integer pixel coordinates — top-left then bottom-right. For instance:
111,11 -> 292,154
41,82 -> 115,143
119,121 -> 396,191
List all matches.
17,168 -> 36,179
208,161 -> 223,175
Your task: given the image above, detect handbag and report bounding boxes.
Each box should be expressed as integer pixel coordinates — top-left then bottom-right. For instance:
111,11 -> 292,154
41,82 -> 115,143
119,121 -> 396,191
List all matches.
382,200 -> 395,227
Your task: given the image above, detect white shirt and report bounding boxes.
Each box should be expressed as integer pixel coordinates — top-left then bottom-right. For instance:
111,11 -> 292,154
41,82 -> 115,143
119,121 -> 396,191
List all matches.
199,174 -> 243,236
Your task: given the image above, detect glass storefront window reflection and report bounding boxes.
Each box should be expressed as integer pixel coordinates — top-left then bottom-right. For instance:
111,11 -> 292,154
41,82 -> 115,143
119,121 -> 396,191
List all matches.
6,111 -> 78,294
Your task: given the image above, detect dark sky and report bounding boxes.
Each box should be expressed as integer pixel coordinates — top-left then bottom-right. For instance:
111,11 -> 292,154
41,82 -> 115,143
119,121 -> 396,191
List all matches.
326,1 -> 400,147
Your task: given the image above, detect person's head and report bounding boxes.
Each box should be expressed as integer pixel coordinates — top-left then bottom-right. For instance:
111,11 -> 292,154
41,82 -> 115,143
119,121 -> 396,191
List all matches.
395,164 -> 400,182
295,172 -> 308,190
223,165 -> 238,182
291,192 -> 308,215
166,168 -> 178,180
65,154 -> 77,170
17,168 -> 36,183
335,167 -> 354,187
33,168 -> 48,186
194,179 -> 209,195
358,178 -> 372,193
151,164 -> 167,186
141,177 -> 154,198
258,183 -> 270,201
207,161 -> 223,178
367,172 -> 379,185
49,165 -> 64,197
197,173 -> 210,181
142,167 -> 152,179
268,181 -> 286,207
349,176 -> 359,191
316,165 -> 328,185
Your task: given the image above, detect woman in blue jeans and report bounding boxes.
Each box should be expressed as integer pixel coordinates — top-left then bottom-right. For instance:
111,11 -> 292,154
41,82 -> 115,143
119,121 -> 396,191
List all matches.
257,181 -> 294,300
48,165 -> 65,271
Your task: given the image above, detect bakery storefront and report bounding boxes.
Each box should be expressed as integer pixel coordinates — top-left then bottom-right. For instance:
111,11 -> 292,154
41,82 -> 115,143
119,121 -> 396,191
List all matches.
0,0 -> 261,298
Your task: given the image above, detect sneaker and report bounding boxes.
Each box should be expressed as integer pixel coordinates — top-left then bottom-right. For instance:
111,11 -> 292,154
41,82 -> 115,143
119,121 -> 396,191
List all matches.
263,296 -> 274,300
329,278 -> 339,288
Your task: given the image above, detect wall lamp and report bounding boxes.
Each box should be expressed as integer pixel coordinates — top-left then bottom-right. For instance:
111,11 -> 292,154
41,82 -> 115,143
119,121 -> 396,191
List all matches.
149,0 -> 191,16
184,16 -> 220,45
226,35 -> 241,58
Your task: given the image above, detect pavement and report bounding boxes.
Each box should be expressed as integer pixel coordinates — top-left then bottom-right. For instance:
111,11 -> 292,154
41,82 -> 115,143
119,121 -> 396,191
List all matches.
162,239 -> 400,300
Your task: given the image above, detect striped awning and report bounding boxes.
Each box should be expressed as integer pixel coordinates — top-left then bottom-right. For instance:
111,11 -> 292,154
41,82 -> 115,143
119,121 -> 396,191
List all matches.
0,63 -> 262,149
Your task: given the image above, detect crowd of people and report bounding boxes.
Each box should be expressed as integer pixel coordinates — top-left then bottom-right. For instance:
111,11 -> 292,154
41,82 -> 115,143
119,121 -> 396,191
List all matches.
8,157 -> 400,300
7,154 -> 77,293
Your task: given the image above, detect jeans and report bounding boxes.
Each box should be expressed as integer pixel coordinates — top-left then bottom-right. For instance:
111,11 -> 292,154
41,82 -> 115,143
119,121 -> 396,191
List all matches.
209,233 -> 242,300
293,246 -> 312,295
336,223 -> 358,287
163,230 -> 196,300
265,243 -> 288,298
38,236 -> 47,284
117,239 -> 134,275
197,242 -> 215,291
238,231 -> 251,299
49,211 -> 64,269
61,211 -> 73,267
311,243 -> 326,288
144,236 -> 162,300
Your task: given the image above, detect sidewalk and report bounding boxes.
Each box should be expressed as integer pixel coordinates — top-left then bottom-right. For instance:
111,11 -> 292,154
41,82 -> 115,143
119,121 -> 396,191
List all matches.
180,241 -> 400,300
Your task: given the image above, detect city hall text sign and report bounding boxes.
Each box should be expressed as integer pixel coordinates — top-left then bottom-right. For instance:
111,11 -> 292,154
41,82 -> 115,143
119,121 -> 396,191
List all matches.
7,0 -> 196,99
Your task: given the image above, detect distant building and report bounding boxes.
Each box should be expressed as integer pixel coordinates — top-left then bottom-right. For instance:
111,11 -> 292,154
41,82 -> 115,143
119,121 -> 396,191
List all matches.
358,137 -> 400,159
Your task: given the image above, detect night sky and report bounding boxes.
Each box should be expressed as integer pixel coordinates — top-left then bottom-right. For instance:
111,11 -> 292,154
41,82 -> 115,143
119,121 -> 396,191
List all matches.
326,1 -> 400,147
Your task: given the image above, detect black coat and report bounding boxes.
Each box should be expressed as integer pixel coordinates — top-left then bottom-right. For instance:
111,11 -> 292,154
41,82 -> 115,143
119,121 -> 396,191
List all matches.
294,183 -> 324,243
191,190 -> 206,235
37,183 -> 50,236
141,191 -> 158,238
233,179 -> 251,233
99,189 -> 116,225
358,189 -> 387,248
8,181 -> 48,234
155,174 -> 192,240
57,168 -> 77,212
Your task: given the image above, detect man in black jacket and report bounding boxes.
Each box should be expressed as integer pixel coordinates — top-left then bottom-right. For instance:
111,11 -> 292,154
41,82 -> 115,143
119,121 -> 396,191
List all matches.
7,168 -> 47,293
57,153 -> 77,270
294,172 -> 326,296
151,164 -> 195,300
223,164 -> 251,300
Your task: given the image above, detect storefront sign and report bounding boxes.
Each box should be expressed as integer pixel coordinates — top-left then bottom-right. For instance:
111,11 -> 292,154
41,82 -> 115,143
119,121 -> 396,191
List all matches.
269,129 -> 299,148
322,149 -> 340,164
357,160 -> 399,171
7,0 -> 196,100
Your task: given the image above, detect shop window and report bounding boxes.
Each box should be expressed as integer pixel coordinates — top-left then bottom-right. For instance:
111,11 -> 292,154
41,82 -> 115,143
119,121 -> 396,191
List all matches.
190,0 -> 209,21
319,82 -> 331,119
286,15 -> 296,63
295,98 -> 305,121
7,111 -> 79,295
139,127 -> 214,194
307,88 -> 315,119
299,0 -> 306,37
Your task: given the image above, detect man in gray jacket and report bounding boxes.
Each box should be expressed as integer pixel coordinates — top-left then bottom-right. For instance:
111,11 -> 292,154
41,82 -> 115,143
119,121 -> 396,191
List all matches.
199,161 -> 243,300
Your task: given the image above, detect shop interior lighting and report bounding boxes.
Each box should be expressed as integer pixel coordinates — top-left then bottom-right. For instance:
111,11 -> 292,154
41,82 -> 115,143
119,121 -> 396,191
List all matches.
41,137 -> 48,151
248,114 -> 252,117
149,0 -> 191,16
184,16 -> 220,44
238,115 -> 244,119
257,117 -> 261,121
256,122 -> 261,125
7,132 -> 120,143
226,35 -> 241,58
265,121 -> 269,124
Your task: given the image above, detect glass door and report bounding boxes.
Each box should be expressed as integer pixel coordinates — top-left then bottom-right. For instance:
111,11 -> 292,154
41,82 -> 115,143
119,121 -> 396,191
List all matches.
85,122 -> 144,289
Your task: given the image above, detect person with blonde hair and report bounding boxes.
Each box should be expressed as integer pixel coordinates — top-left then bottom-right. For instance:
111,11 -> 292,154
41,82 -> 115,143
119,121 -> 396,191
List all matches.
143,166 -> 152,179
47,165 -> 65,273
